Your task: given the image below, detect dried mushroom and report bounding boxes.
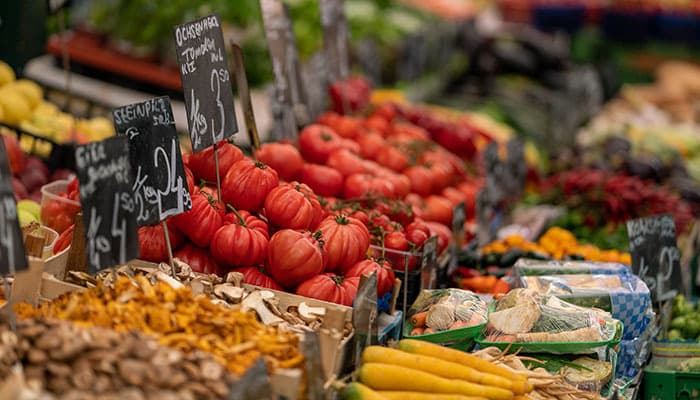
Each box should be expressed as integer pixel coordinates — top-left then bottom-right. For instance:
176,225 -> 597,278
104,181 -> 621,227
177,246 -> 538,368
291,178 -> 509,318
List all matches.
14,276 -> 303,377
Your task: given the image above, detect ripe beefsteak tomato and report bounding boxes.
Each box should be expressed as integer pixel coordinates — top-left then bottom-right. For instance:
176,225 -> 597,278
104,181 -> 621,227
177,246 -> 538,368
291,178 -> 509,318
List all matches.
296,273 -> 360,306
403,165 -> 434,196
375,146 -> 409,172
137,222 -> 185,263
343,173 -> 395,199
317,112 -> 362,139
211,210 -> 269,268
423,195 -> 453,226
174,243 -> 223,276
345,259 -> 395,297
317,214 -> 370,273
298,124 -> 344,164
267,230 -> 326,288
188,140 -> 244,183
300,164 -> 343,197
171,193 -> 223,247
264,182 -> 323,230
232,266 -> 283,290
326,149 -> 367,177
222,158 -> 279,212
356,132 -> 386,159
405,220 -> 431,248
255,142 -> 304,181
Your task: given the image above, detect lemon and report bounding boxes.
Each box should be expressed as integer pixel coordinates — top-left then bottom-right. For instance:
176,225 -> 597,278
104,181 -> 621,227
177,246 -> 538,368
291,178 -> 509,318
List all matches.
11,80 -> 43,109
17,199 -> 41,221
0,89 -> 31,125
0,61 -> 16,87
18,209 -> 37,226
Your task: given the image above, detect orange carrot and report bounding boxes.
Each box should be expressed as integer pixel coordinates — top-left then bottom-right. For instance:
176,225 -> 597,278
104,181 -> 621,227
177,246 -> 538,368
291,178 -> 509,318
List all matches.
410,327 -> 425,336
410,311 -> 428,328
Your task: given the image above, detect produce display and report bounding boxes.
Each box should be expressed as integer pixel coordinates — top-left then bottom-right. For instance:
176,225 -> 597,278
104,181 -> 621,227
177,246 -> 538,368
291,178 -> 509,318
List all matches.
664,295 -> 700,342
478,289 -> 620,352
15,276 -> 304,376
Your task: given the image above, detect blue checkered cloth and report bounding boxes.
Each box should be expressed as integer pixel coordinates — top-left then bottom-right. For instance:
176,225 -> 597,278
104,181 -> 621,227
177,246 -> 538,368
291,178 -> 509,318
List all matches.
610,274 -> 652,340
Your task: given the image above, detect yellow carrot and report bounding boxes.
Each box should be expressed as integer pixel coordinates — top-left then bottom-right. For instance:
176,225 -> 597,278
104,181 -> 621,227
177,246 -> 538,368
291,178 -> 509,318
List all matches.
359,363 -> 514,400
341,382 -> 388,400
379,392 -> 488,400
398,339 -> 530,387
362,346 -> 517,393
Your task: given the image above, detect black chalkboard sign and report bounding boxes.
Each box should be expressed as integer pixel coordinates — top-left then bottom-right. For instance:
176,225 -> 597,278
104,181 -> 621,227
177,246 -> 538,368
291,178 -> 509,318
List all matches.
74,136 -> 139,274
0,139 -> 28,275
626,214 -> 681,302
320,0 -> 350,84
174,14 -> 237,153
113,97 -> 192,226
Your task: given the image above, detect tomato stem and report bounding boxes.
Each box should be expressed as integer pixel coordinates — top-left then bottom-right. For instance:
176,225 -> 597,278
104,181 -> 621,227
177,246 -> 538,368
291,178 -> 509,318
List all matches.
227,204 -> 247,227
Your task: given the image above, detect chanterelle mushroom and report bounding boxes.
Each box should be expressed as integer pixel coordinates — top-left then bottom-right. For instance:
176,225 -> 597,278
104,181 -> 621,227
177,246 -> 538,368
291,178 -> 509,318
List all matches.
298,302 -> 326,323
241,291 -> 283,325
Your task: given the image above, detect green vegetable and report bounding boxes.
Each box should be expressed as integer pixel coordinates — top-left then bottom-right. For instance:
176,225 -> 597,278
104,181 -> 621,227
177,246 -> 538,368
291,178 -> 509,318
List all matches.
683,319 -> 700,339
668,329 -> 682,341
671,316 -> 687,331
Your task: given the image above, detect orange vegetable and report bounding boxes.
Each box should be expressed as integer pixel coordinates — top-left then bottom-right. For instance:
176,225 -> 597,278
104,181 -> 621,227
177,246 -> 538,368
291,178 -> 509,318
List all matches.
410,327 -> 425,336
411,311 -> 429,328
488,279 -> 510,295
462,276 -> 498,293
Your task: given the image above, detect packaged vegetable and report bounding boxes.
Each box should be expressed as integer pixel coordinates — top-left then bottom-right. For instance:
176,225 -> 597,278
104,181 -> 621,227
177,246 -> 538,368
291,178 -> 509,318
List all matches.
407,289 -> 487,335
478,289 -> 621,353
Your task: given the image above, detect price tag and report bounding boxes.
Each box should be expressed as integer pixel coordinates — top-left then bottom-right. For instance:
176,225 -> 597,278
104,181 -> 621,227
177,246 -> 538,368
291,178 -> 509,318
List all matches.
420,235 -> 439,290
113,97 -> 192,226
320,0 -> 350,83
353,271 -> 378,367
260,0 -> 310,139
74,136 -> 139,274
174,14 -> 237,153
0,139 -> 28,275
626,214 -> 681,302
448,202 -> 466,276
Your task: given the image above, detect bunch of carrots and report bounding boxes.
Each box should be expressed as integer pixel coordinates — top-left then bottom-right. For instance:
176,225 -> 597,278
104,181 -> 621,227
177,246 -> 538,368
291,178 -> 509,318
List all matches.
341,339 -> 533,400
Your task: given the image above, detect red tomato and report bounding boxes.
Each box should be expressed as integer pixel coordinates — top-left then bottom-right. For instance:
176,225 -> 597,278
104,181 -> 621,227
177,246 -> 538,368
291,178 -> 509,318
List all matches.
345,259 -> 395,297
264,182 -> 324,230
356,132 -> 386,159
211,210 -> 269,268
317,215 -> 370,273
425,221 -> 451,255
326,149 -> 367,177
364,116 -> 391,137
222,158 -> 279,212
349,210 -> 370,227
255,142 -> 304,181
197,185 -> 222,205
428,161 -> 455,192
137,222 -> 185,263
405,220 -> 431,248
188,140 -> 244,183
267,230 -> 326,287
53,224 -> 74,255
300,164 -> 344,197
174,243 -> 223,276
391,123 -> 429,140
232,266 -> 284,290
422,149 -> 465,178
298,124 -> 344,164
41,197 -> 80,234
375,200 -> 415,227
370,103 -> 397,122
432,124 -> 477,159
317,112 -> 362,139
442,187 -> 466,207
403,166 -> 434,196
296,273 -> 360,306
375,146 -> 409,172
423,195 -> 454,226
374,169 -> 411,199
1,133 -> 25,175
171,193 -> 223,247
383,230 -> 418,271
184,166 -> 196,195
343,173 -> 395,199
340,138 -> 360,155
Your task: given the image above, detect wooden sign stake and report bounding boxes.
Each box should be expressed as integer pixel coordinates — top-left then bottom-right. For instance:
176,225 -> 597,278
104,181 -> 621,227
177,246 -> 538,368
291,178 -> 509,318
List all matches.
24,232 -> 45,258
213,142 -> 223,201
162,220 -> 177,278
66,212 -> 87,274
231,43 -> 261,155
2,278 -> 15,331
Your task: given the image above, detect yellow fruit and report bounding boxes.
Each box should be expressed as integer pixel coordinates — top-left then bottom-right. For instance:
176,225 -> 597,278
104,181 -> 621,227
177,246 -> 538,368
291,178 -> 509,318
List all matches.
11,80 -> 43,109
0,90 -> 31,125
18,209 -> 37,226
17,200 -> 41,221
0,61 -> 16,86
33,101 -> 59,117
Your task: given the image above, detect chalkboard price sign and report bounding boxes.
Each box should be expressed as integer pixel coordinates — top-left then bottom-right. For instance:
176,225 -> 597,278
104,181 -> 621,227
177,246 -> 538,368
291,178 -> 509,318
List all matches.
320,0 -> 350,84
113,97 -> 192,226
174,14 -> 237,153
626,214 -> 681,302
74,136 -> 139,274
0,139 -> 28,275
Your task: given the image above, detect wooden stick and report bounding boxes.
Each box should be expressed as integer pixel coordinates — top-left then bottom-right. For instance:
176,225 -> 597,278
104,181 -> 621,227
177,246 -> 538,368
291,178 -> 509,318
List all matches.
213,142 -> 222,201
66,212 -> 87,275
161,220 -> 176,278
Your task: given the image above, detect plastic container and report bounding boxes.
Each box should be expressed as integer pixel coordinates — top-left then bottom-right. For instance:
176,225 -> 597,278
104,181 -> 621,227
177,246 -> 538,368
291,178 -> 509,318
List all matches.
476,321 -> 623,354
40,180 -> 81,234
643,369 -> 700,400
35,225 -> 58,259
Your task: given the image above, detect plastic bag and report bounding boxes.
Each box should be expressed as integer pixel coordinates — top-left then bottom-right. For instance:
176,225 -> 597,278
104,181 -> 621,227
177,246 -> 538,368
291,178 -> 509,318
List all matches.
406,289 -> 487,336
483,289 -> 619,345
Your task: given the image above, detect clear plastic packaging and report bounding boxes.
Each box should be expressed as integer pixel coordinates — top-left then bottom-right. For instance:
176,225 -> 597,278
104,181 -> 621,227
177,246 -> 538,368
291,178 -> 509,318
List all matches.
514,258 -> 631,278
406,289 -> 487,336
478,289 -> 621,353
